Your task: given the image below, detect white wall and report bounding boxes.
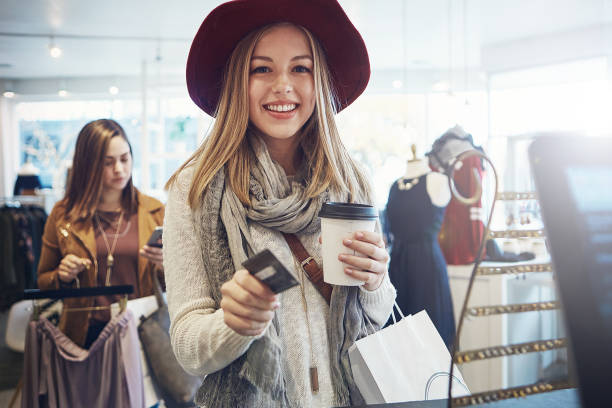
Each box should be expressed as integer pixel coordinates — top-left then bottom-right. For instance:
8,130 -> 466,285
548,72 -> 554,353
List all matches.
0,97 -> 18,197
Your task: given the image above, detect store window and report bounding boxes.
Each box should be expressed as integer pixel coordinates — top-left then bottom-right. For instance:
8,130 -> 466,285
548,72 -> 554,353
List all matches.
338,90 -> 488,208
15,90 -> 491,210
16,57 -> 609,213
15,97 -> 208,202
486,57 -> 612,228
488,57 -> 612,193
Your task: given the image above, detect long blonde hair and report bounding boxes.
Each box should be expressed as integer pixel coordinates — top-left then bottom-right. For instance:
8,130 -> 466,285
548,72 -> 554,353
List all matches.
167,23 -> 372,207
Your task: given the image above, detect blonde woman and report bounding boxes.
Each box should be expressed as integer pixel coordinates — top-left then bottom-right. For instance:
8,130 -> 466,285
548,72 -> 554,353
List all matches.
164,0 -> 396,406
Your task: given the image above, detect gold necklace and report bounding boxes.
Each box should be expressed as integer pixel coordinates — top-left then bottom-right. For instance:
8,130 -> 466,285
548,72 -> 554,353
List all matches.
95,210 -> 124,286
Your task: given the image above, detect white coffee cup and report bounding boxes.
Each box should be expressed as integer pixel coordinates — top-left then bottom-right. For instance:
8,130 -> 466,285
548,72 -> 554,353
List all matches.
319,202 -> 378,286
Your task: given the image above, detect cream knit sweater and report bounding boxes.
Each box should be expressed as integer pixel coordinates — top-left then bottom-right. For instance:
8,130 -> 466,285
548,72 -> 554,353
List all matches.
164,167 -> 396,407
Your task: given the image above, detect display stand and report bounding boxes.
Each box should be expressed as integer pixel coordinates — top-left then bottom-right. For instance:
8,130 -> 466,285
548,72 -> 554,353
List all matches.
444,153 -> 572,407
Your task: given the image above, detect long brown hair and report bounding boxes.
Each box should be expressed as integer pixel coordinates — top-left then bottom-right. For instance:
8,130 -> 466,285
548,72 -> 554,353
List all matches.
63,119 -> 138,221
167,23 -> 372,207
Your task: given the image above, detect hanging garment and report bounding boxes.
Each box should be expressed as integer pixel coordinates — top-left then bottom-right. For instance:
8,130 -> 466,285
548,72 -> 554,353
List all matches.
22,310 -> 145,408
438,155 -> 486,264
0,204 -> 47,310
13,174 -> 43,196
385,175 -> 455,348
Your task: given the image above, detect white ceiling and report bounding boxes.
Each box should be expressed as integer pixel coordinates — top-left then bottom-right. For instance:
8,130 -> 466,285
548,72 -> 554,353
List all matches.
0,0 -> 610,81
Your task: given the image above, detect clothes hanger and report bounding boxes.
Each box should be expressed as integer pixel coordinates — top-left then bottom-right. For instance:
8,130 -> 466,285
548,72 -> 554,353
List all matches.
23,285 -> 134,320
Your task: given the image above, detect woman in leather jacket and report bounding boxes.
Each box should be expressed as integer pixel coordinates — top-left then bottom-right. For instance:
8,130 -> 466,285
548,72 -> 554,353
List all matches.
37,118 -> 165,348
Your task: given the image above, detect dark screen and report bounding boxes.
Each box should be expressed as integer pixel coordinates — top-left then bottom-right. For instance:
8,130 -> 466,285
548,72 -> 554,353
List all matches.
566,167 -> 612,335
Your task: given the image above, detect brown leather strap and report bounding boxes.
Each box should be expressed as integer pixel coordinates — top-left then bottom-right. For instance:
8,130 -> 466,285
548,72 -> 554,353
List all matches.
282,233 -> 332,305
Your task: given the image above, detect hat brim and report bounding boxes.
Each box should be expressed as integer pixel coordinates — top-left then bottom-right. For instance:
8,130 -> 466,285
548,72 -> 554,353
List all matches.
186,0 -> 370,117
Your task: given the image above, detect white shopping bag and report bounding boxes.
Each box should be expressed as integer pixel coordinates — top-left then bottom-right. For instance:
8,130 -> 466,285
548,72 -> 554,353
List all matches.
349,306 -> 470,404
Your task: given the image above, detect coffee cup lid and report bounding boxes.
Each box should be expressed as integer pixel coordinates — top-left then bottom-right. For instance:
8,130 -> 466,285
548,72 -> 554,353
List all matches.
318,202 -> 378,220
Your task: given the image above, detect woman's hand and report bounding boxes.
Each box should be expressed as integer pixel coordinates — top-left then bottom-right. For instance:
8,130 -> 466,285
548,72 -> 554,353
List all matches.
220,269 -> 279,336
58,254 -> 91,283
140,245 -> 163,268
338,230 -> 389,291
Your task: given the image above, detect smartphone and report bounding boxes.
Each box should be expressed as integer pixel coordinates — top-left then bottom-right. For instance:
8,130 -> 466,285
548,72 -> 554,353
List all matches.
147,226 -> 163,248
242,249 -> 299,294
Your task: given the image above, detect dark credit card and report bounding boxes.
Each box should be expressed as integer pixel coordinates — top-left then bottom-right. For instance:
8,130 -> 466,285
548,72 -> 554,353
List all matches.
242,249 -> 299,294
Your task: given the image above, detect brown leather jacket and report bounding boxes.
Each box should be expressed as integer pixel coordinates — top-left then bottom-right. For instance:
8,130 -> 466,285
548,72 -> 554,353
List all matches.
37,191 -> 165,346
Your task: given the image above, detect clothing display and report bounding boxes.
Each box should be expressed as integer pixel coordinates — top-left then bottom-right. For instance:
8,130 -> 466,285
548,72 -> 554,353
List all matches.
385,174 -> 455,348
36,191 -> 164,347
438,155 -> 486,264
164,136 -> 396,407
0,202 -> 47,310
13,174 -> 43,196
22,310 -> 145,408
427,127 -> 486,265
484,239 -> 536,263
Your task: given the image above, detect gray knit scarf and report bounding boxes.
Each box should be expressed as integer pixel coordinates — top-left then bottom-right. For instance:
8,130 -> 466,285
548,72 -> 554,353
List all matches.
191,135 -> 375,407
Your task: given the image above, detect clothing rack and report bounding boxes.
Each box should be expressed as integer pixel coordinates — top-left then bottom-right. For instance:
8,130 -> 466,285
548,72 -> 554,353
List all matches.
9,285 -> 135,408
1,199 -> 49,311
0,195 -> 45,206
23,285 -> 134,319
23,285 -> 134,300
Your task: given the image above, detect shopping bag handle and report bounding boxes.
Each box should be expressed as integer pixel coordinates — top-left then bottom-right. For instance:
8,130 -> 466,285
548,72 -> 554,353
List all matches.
425,372 -> 470,400
362,307 -> 377,334
362,300 -> 406,334
390,301 -> 405,325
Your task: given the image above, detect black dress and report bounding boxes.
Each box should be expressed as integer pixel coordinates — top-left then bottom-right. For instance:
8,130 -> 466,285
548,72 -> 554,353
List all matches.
385,174 -> 455,348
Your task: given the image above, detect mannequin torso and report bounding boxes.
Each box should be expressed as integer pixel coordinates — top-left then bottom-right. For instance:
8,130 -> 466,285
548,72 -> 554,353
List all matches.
398,159 -> 451,208
385,152 -> 456,348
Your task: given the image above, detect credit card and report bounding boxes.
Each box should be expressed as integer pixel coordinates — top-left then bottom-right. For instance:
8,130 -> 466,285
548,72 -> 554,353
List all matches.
242,249 -> 299,294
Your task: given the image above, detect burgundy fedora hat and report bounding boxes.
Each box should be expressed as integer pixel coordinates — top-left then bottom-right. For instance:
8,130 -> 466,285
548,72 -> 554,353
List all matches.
186,0 -> 370,117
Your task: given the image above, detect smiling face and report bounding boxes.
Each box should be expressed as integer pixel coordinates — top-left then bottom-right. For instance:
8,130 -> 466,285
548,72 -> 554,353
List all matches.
101,136 -> 132,193
248,24 -> 316,146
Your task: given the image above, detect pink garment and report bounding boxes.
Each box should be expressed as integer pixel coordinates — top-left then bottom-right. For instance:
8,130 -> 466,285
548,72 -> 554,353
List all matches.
22,310 -> 144,408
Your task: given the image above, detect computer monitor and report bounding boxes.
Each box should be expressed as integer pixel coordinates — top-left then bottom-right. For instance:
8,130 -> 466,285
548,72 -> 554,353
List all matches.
529,136 -> 612,407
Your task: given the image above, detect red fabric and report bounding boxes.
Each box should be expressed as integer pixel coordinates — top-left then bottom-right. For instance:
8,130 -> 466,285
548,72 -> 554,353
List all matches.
438,156 -> 486,264
186,0 -> 370,116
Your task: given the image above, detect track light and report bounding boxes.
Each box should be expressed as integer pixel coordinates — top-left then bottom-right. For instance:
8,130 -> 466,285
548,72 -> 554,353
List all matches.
49,37 -> 62,58
3,80 -> 16,98
58,79 -> 68,97
109,85 -> 119,95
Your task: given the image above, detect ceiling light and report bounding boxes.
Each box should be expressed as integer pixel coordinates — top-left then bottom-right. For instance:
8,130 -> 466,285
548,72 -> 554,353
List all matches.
109,86 -> 119,95
58,89 -> 68,97
48,37 -> 63,58
392,80 -> 403,89
49,46 -> 62,58
3,80 -> 16,98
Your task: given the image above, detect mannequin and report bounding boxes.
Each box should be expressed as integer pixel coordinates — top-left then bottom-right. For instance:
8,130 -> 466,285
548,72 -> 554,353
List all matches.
397,145 -> 450,207
18,160 -> 40,176
385,144 -> 455,348
430,126 -> 486,264
14,158 -> 42,196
